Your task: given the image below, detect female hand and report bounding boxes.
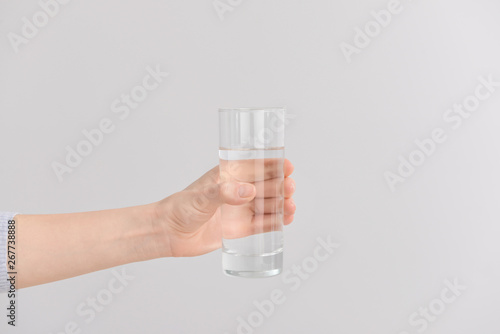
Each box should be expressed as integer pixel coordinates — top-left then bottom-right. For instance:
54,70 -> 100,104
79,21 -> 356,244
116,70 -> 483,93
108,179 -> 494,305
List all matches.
152,159 -> 296,257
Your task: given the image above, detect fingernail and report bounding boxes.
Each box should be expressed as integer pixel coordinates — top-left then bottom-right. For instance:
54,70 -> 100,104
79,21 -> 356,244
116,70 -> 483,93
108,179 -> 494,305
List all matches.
238,184 -> 254,198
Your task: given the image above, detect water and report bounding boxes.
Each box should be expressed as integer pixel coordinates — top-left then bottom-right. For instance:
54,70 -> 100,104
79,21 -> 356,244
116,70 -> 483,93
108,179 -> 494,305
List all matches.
219,148 -> 285,278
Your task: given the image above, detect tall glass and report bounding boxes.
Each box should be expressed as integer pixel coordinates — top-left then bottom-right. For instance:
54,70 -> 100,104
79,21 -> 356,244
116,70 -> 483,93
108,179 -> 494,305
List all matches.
219,108 -> 285,278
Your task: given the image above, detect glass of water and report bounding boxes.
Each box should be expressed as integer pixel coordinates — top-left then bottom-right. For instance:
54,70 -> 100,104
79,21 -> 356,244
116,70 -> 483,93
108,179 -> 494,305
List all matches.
219,107 -> 286,278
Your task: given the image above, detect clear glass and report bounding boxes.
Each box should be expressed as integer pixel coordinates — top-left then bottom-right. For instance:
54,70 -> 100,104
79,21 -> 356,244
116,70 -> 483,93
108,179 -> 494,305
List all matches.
219,108 -> 285,278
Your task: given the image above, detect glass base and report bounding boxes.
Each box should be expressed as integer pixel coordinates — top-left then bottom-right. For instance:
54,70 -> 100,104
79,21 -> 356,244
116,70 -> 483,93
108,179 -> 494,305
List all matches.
224,268 -> 282,278
223,250 -> 283,278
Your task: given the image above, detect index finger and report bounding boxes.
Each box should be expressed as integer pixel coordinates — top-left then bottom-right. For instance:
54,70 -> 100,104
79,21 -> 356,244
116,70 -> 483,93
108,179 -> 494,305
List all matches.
220,158 -> 293,182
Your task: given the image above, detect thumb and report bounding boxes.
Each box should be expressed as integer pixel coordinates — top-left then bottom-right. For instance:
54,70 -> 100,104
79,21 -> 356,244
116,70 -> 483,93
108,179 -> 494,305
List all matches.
190,182 -> 256,216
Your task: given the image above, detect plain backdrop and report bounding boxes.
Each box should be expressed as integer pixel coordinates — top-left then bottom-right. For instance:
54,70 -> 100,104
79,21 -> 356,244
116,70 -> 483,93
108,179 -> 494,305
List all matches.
1,0 -> 500,333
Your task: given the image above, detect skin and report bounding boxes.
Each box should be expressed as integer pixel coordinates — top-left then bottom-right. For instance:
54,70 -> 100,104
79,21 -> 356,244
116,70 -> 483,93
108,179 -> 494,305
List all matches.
14,160 -> 296,288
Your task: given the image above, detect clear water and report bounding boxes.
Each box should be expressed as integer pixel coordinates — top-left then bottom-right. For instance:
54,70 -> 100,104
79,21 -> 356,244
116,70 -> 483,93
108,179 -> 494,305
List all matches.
219,148 -> 285,278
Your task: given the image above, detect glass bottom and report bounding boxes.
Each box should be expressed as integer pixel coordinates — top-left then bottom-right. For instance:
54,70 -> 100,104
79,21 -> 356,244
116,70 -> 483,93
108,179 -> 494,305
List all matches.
223,250 -> 283,278
224,268 -> 282,278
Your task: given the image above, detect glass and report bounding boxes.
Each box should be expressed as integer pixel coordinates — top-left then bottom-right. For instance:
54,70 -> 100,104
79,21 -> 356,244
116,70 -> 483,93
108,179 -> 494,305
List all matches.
219,107 -> 285,278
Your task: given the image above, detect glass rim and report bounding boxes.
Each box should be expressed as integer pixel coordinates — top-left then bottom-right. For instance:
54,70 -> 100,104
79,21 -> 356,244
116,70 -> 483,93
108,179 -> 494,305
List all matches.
218,107 -> 286,112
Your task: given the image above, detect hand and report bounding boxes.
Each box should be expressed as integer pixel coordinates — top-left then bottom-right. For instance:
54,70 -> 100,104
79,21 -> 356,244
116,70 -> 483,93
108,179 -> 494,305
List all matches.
13,161 -> 296,288
152,159 -> 296,257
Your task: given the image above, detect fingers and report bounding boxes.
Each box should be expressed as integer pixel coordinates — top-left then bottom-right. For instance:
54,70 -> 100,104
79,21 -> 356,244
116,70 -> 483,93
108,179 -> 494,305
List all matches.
217,182 -> 256,206
220,158 -> 285,182
250,198 -> 296,215
284,177 -> 295,198
251,176 -> 295,199
223,211 -> 296,239
285,198 -> 296,216
222,213 -> 283,239
187,159 -> 294,192
284,214 -> 294,226
253,178 -> 283,198
252,198 -> 283,214
284,159 -> 294,177
186,182 -> 255,219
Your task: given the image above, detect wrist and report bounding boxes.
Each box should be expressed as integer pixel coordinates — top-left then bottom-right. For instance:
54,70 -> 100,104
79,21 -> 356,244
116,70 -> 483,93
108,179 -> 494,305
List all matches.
146,199 -> 174,259
124,203 -> 172,262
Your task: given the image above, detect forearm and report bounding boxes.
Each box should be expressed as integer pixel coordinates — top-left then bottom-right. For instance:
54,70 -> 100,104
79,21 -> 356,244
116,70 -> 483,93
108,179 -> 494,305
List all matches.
15,203 -> 164,289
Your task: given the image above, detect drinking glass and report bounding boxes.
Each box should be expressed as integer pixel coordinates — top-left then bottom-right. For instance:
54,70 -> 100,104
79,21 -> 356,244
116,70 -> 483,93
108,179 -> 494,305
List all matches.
219,107 -> 285,278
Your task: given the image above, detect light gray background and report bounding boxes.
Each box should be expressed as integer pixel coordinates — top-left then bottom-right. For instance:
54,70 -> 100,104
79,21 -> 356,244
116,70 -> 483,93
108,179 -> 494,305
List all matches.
1,0 -> 500,333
